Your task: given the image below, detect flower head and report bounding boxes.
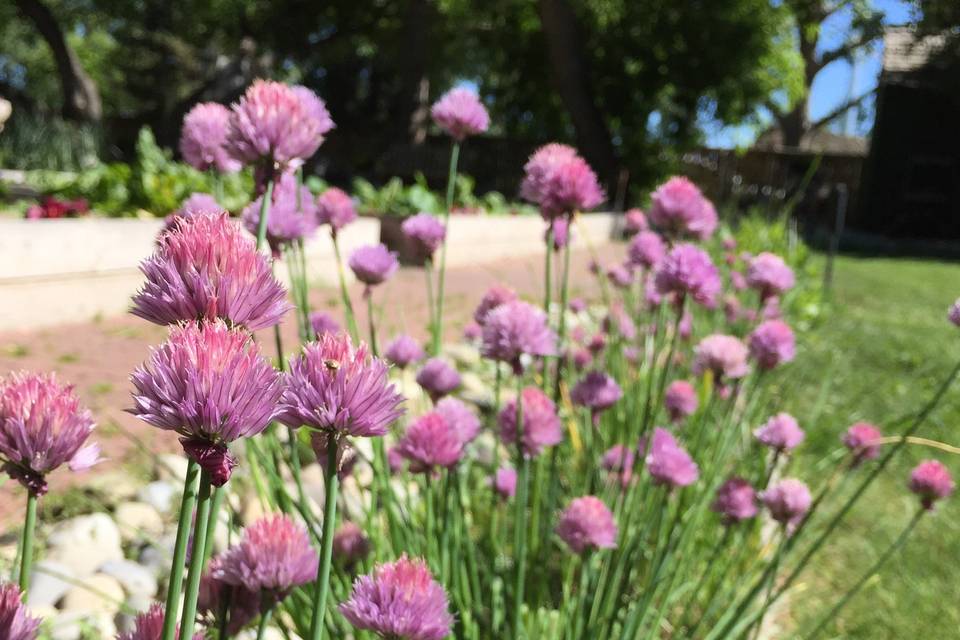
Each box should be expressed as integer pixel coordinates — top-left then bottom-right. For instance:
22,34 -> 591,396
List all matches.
712,477 -> 758,524
746,253 -> 795,300
548,217 -> 571,251
654,243 -> 722,308
397,412 -> 464,473
603,303 -> 637,341
601,444 -> 636,487
334,522 -> 371,565
402,213 -> 447,258
310,312 -> 342,338
648,176 -> 717,240
474,285 -> 517,326
131,321 -> 283,485
349,244 -> 399,287
174,192 -> 220,220
242,172 -> 318,254
198,557 -> 260,635
748,320 -> 796,370
435,397 -> 480,444
499,387 -> 562,458
646,428 -> 699,488
628,231 -> 666,270
316,187 -> 357,233
754,413 -> 804,452
132,212 -> 291,330
339,555 -> 453,640
279,332 -> 404,439
415,359 -> 461,402
480,300 -> 556,374
180,102 -> 241,173
948,298 -> 960,327
842,422 -> 882,464
0,372 -> 98,495
664,380 -> 698,423
624,208 -> 648,234
384,335 -> 425,369
693,334 -> 750,381
430,88 -> 489,141
761,478 -> 811,529
909,460 -> 954,510
556,496 -> 618,553
571,371 -> 622,423
493,467 -> 517,498
520,143 -> 604,217
0,582 -> 40,640
606,263 -> 634,289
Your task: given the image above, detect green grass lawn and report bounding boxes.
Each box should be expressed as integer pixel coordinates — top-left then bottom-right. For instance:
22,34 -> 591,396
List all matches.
776,254 -> 960,638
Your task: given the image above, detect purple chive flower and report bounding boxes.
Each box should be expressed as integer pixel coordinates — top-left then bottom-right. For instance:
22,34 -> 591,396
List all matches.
746,252 -> 795,301
712,477 -> 759,524
748,320 -> 796,370
723,237 -> 737,251
415,359 -> 461,403
646,427 -> 699,488
569,297 -> 587,313
693,334 -> 750,382
603,303 -> 637,341
397,412 -> 464,473
462,322 -> 482,342
520,143 -> 604,218
843,422 -> 883,464
664,380 -> 698,423
754,413 -> 805,452
654,243 -> 722,309
648,176 -> 717,240
316,187 -> 358,234
948,298 -> 960,327
402,213 -> 447,259
310,311 -> 342,338
214,514 -> 318,603
131,321 -> 283,485
435,397 -> 480,444
761,478 -> 812,530
226,80 -> 333,170
119,602 -> 204,640
520,143 -> 577,204
547,217 -> 571,251
572,348 -> 593,371
474,285 -> 518,326
556,496 -> 618,553
909,460 -> 955,510
0,372 -> 99,496
628,231 -> 666,270
624,208 -> 648,234
179,102 -> 241,173
334,522 -> 371,565
499,387 -> 562,458
280,333 -> 404,440
163,192 -> 221,236
0,582 -> 40,640
349,244 -> 399,287
601,444 -> 636,487
430,87 -> 490,141
571,371 -> 622,425
679,311 -> 693,341
385,335 -> 425,369
606,263 -> 634,289
340,555 -> 453,640
132,212 -> 292,330
242,171 -> 318,254
731,271 -> 747,291
493,467 -> 517,498
480,300 -> 556,374
199,556 -> 260,635
723,296 -> 742,324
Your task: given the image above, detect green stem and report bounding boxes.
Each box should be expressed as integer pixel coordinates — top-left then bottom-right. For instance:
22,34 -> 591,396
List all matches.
308,438 -> 340,640
255,178 -> 275,251
365,291 -> 379,357
552,227 -> 573,404
202,485 -> 226,565
433,141 -> 461,355
179,470 -> 213,640
332,234 -> 360,341
256,607 -> 275,640
216,586 -> 233,640
424,258 -> 437,353
512,378 -> 528,638
18,492 -> 37,594
161,458 -> 200,640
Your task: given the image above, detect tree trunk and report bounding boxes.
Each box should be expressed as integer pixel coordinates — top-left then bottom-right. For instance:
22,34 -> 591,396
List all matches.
14,0 -> 102,122
537,0 -> 618,186
779,103 -> 809,148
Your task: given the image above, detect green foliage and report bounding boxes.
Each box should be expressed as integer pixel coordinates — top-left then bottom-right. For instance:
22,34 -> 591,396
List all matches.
352,173 -> 535,217
0,112 -> 101,171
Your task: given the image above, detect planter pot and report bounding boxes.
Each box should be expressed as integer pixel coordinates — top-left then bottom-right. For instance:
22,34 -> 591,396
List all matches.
378,215 -> 431,266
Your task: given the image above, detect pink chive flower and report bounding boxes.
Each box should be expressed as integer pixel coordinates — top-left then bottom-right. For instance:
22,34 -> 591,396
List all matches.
603,303 -> 637,341
748,320 -> 796,370
430,87 -> 489,141
520,143 -> 577,203
131,321 -> 283,485
693,334 -> 750,382
0,372 -> 99,496
334,522 -> 371,565
339,555 -> 453,640
316,187 -> 357,234
628,231 -> 666,270
402,213 -> 447,258
242,171 -> 319,254
654,243 -> 722,308
569,297 -> 587,313
499,387 -> 562,458
493,467 -> 517,498
279,332 -> 404,439
948,298 -> 960,326
723,296 -> 742,324
664,380 -> 698,422
646,427 -> 699,488
226,80 -> 332,169
648,176 -> 717,240
164,192 -> 220,236
556,496 -> 618,553
754,413 -> 805,452
179,102 -> 241,173
349,244 -> 399,287
480,300 -> 556,374
746,252 -> 795,300
572,348 -> 593,371
731,271 -> 747,291
462,322 -> 482,342
571,371 -> 622,425
761,478 -> 812,529
520,143 -> 604,217
679,311 -> 693,341
843,422 -> 883,464
909,460 -> 955,510
712,477 -> 758,524
601,444 -> 636,487
119,602 -> 203,640
547,217 -> 571,251
198,556 -> 260,634
606,263 -> 634,289
384,335 -> 425,369
397,412 -> 464,473
132,212 -> 291,330
415,359 -> 461,403
214,514 -> 318,602
310,311 -> 342,338
624,208 -> 648,234
474,285 -> 518,326
435,397 -> 480,444
0,582 -> 40,640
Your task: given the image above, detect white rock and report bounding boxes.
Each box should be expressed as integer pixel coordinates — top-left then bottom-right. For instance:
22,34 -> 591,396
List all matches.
98,559 -> 157,599
27,560 -> 75,608
114,501 -> 165,541
85,471 -> 140,502
137,532 -> 176,576
156,454 -> 190,483
459,372 -> 493,407
61,573 -> 125,615
46,514 -> 123,577
138,481 -> 178,514
444,343 -> 481,367
49,611 -> 116,640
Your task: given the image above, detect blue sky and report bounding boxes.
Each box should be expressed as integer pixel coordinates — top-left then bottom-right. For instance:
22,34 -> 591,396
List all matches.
706,0 -> 916,148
